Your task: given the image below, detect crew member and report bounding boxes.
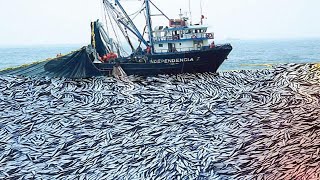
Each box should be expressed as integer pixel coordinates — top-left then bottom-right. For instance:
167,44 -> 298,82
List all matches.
210,41 -> 215,48
102,55 -> 108,62
172,46 -> 177,52
146,46 -> 151,54
98,54 -> 103,62
136,46 -> 142,55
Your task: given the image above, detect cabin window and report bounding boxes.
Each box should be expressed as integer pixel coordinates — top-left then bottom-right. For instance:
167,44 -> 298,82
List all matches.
159,44 -> 163,47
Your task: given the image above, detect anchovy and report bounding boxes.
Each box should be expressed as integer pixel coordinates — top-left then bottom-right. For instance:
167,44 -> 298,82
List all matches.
0,63 -> 320,179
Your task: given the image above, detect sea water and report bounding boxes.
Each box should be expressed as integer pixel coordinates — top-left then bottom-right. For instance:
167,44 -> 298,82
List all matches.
0,45 -> 80,70
0,39 -> 320,71
219,38 -> 320,71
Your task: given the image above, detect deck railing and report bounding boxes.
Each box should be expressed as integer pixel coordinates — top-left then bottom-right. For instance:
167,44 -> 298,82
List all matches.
153,33 -> 214,42
155,45 -> 217,53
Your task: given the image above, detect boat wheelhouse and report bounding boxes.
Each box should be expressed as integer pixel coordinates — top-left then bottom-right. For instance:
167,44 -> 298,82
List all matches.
153,23 -> 214,53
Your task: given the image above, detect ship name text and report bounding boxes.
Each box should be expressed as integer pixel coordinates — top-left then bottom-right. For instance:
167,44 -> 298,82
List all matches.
150,57 -> 200,64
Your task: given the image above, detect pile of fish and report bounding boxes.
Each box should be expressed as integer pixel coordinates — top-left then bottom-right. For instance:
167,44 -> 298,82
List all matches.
0,63 -> 320,179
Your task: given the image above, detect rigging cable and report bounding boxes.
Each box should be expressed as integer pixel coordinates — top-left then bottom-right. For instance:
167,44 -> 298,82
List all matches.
105,4 -> 128,55
148,0 -> 170,21
105,2 -> 135,54
101,0 -> 110,34
131,1 -> 146,47
127,2 -> 145,17
131,7 -> 146,21
138,25 -> 147,47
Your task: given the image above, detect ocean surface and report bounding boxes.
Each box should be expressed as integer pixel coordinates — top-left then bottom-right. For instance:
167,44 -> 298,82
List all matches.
0,39 -> 320,71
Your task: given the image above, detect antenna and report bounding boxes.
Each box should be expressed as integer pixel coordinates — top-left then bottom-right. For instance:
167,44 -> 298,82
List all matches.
189,0 -> 192,25
200,0 -> 203,25
200,0 -> 203,15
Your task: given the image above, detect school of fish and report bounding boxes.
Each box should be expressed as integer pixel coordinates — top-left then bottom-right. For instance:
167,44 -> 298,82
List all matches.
0,63 -> 320,180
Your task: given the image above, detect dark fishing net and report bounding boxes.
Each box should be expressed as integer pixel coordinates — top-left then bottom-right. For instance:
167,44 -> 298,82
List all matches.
0,47 -> 102,79
91,21 -> 108,56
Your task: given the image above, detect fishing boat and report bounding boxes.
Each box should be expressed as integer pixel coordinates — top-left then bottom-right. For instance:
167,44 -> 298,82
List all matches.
0,0 -> 232,78
91,0 -> 232,76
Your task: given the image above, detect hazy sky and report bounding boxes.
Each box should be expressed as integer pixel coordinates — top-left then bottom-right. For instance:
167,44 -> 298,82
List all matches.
0,0 -> 320,45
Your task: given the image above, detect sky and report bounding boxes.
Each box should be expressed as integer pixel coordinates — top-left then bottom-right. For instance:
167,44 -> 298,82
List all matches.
0,0 -> 320,45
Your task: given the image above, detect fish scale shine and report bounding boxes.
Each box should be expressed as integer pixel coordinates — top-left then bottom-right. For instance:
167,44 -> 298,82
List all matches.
0,64 -> 320,179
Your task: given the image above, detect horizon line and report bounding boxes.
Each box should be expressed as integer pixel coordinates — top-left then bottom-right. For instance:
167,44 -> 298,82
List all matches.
0,37 -> 320,47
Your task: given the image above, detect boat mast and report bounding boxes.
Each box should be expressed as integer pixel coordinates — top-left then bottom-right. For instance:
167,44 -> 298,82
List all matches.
145,0 -> 154,54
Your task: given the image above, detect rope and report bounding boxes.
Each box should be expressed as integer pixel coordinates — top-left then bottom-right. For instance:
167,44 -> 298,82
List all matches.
131,7 -> 146,21
127,2 -> 145,17
101,1 -> 109,34
139,25 -> 147,47
105,5 -> 123,51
